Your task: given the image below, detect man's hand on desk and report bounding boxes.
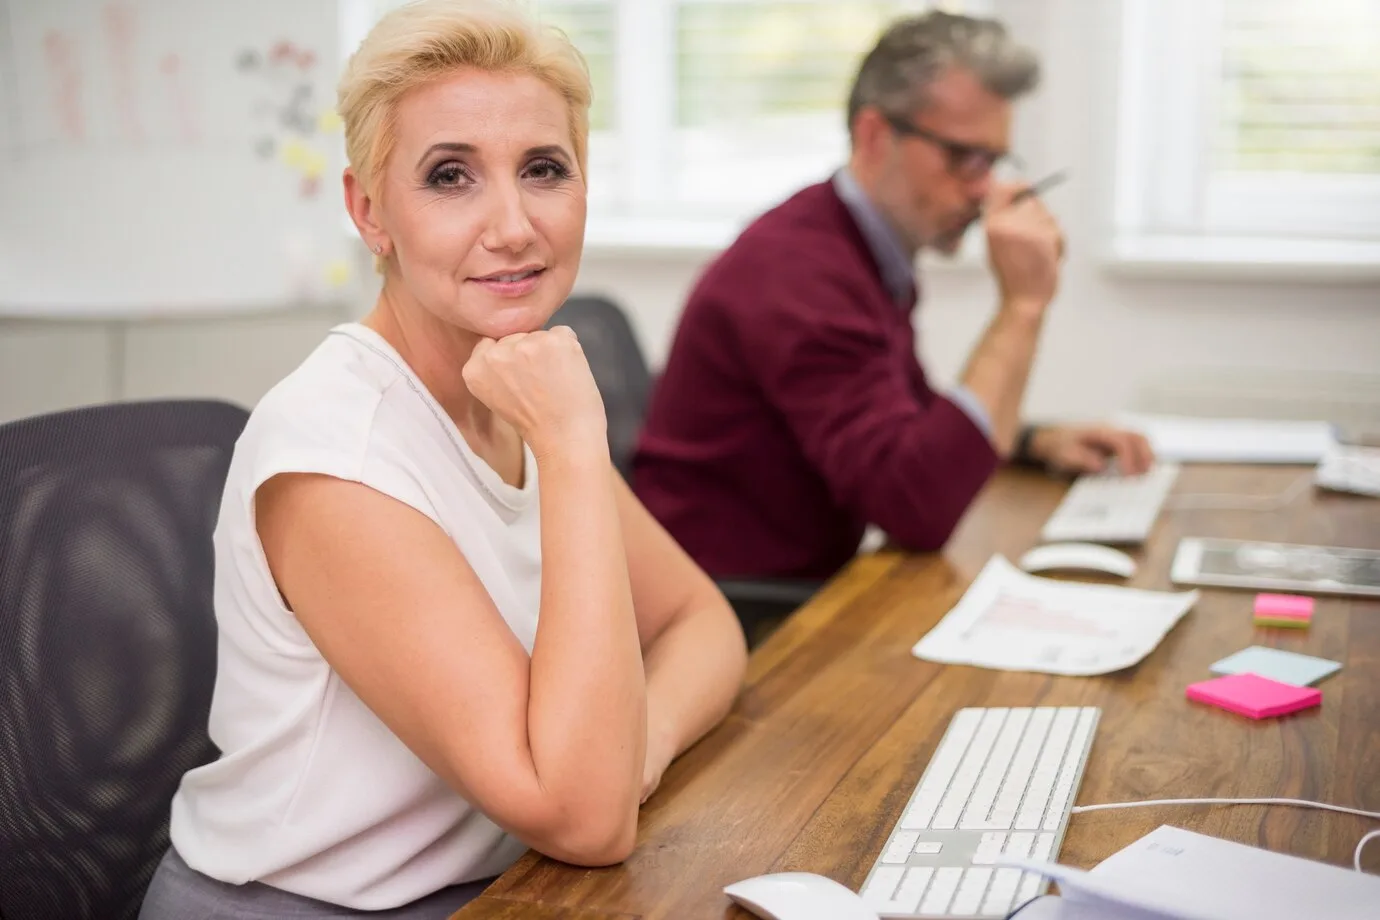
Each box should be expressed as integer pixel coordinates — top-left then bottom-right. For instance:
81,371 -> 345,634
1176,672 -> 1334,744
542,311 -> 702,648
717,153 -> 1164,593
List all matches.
1026,425 -> 1155,476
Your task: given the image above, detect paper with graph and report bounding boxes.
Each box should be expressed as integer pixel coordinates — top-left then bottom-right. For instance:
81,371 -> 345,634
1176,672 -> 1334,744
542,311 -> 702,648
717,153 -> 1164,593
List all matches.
913,556 -> 1199,676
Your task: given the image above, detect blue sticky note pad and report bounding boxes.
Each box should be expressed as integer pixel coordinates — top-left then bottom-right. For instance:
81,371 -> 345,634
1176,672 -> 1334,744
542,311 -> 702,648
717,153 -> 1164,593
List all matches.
1209,646 -> 1341,687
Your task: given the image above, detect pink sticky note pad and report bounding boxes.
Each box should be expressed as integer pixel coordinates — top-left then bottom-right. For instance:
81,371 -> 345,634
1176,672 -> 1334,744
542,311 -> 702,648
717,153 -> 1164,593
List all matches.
1253,593 -> 1314,621
1186,672 -> 1321,720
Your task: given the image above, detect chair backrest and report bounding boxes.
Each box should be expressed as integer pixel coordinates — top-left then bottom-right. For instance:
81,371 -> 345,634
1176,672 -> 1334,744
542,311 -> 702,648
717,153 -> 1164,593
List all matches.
547,296 -> 653,477
0,399 -> 249,920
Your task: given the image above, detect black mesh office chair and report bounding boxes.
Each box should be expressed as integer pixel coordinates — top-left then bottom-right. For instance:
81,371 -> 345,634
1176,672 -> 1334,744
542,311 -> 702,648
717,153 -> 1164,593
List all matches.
547,295 -> 653,480
548,296 -> 819,644
0,399 -> 249,920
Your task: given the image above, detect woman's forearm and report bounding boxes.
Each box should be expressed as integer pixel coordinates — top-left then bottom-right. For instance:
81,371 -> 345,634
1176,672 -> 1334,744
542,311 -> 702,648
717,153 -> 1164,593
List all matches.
644,595 -> 747,762
526,447 -> 646,855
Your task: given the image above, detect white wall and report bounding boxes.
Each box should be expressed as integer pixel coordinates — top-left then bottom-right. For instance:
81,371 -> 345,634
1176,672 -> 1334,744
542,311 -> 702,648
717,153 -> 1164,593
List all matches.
2,0 -> 1377,427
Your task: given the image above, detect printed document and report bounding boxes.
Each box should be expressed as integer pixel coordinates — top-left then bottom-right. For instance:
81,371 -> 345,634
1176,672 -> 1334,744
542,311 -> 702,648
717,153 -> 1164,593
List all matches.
912,556 -> 1198,676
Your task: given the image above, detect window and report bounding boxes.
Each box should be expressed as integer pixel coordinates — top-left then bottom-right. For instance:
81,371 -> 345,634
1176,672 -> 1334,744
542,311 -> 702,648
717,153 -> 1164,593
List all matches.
538,3 -> 617,132
344,0 -> 986,248
669,2 -> 935,214
1113,0 -> 1380,272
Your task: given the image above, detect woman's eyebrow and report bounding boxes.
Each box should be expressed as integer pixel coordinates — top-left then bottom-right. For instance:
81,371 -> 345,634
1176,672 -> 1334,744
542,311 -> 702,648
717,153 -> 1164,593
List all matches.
525,144 -> 570,160
415,142 -> 476,169
414,142 -> 571,169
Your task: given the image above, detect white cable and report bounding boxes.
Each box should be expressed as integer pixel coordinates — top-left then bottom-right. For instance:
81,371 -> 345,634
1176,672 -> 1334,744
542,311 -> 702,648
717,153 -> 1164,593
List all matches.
1070,797 -> 1380,873
1072,796 -> 1380,820
1165,472 -> 1313,511
1356,830 -> 1380,873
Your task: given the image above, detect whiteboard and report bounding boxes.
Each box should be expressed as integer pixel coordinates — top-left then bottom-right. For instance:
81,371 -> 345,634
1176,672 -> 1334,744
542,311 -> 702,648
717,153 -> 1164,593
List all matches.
0,0 -> 352,316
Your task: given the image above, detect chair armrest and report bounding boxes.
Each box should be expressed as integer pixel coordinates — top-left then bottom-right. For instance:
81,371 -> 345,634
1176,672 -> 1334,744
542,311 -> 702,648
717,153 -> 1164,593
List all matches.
714,578 -> 822,648
715,578 -> 820,608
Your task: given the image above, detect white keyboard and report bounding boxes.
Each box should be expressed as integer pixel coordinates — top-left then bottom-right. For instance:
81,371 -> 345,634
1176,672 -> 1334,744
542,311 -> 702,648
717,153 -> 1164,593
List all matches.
858,706 -> 1099,919
1040,463 -> 1180,544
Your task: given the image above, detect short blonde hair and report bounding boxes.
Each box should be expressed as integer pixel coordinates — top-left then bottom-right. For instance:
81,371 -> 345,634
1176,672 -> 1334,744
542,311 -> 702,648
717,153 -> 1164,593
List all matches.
338,0 -> 593,198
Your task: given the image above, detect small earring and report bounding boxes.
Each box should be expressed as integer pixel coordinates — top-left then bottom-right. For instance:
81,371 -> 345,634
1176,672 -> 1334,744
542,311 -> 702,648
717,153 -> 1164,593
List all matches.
372,243 -> 383,255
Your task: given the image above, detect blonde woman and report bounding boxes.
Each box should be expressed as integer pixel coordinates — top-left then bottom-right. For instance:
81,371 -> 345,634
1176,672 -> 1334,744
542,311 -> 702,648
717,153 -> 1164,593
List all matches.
138,2 -> 748,917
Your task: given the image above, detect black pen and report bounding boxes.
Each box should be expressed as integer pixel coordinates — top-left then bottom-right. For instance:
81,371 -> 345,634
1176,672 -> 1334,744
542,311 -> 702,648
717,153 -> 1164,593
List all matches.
970,170 -> 1069,226
1009,169 -> 1069,205
946,170 -> 1071,241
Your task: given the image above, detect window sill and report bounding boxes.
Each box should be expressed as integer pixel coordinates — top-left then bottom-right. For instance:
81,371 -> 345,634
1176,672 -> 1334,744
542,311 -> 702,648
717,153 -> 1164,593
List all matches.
1104,235 -> 1380,282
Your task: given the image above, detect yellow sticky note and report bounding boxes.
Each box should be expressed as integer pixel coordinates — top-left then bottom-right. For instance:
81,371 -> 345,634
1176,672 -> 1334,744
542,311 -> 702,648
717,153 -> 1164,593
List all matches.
281,139 -> 308,168
324,259 -> 351,287
302,150 -> 327,180
318,109 -> 343,133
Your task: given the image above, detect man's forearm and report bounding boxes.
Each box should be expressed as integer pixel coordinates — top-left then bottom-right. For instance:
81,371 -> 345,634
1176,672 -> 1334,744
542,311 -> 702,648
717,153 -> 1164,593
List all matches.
958,303 -> 1046,455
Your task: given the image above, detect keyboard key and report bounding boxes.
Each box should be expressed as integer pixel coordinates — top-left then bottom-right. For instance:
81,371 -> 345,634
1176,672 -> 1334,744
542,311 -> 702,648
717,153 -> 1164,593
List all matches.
913,841 -> 944,855
1033,833 -> 1056,862
901,708 -> 984,830
990,708 -> 1054,829
972,832 -> 1006,865
918,867 -> 963,916
883,831 -> 921,864
893,867 -> 934,913
866,865 -> 937,915
1044,708 -> 1098,830
1015,709 -> 1078,830
981,868 -> 1023,916
1016,870 -> 1045,905
861,866 -> 906,908
933,709 -> 1007,829
1004,832 -> 1035,860
960,709 -> 1029,829
949,867 -> 993,915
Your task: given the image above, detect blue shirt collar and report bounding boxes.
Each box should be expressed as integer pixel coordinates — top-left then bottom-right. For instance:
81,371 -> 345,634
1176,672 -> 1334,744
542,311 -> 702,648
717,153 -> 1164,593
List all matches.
832,167 -> 917,306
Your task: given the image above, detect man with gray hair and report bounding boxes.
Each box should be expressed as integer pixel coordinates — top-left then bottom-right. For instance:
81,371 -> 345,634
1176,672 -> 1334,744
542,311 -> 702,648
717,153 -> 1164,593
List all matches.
633,11 -> 1153,596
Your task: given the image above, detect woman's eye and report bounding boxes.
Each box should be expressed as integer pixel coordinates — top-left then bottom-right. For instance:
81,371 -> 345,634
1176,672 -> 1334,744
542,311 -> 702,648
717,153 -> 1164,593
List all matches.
526,159 -> 570,182
428,163 -> 467,187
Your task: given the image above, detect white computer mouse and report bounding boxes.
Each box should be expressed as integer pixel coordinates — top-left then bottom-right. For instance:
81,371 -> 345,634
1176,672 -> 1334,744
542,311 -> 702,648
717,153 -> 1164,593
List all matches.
723,872 -> 879,920
1018,542 -> 1137,578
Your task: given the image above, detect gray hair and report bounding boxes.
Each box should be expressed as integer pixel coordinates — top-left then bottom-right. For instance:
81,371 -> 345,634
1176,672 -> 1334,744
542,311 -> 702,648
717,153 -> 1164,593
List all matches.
846,10 -> 1040,135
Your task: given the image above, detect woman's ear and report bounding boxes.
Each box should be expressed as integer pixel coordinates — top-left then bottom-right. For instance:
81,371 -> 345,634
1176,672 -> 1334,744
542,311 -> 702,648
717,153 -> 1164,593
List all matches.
344,167 -> 390,258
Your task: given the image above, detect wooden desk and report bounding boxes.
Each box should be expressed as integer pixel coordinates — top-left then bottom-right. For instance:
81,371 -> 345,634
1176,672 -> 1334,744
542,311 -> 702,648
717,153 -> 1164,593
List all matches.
456,465 -> 1379,919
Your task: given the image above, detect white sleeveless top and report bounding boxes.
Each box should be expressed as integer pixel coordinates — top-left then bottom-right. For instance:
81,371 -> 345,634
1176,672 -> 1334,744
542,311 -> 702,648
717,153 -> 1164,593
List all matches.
170,323 -> 538,910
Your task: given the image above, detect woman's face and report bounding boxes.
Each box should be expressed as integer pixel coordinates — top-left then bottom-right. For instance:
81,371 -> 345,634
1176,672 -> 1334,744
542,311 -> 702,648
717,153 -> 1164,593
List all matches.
364,67 -> 586,339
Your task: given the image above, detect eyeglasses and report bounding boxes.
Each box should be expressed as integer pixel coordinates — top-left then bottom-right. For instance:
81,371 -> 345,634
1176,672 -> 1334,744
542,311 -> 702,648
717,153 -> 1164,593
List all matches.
883,113 -> 1018,180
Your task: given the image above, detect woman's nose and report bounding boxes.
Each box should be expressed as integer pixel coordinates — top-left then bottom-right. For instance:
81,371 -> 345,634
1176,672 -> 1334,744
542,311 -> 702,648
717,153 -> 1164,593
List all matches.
481,180 -> 537,253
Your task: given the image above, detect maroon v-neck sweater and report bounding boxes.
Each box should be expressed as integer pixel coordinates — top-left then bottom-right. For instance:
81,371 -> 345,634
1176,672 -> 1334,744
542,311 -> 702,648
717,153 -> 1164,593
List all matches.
631,181 -> 1000,580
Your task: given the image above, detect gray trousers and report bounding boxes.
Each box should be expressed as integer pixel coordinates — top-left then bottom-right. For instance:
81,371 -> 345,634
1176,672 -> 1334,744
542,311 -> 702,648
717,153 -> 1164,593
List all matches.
138,848 -> 494,919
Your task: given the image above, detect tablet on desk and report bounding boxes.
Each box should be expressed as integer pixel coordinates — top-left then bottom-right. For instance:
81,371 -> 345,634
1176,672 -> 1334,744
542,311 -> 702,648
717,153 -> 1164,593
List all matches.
1171,537 -> 1380,598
